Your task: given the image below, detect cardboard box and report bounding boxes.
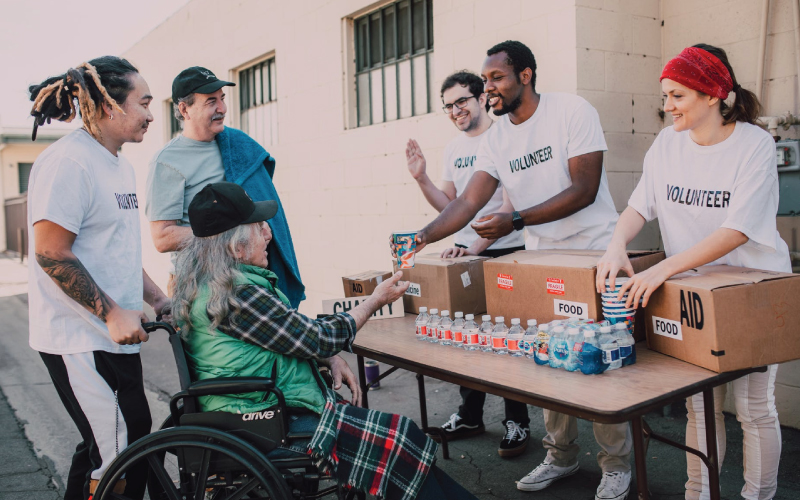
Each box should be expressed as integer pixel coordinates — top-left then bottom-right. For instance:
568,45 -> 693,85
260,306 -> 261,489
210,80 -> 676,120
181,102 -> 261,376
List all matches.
393,254 -> 489,315
483,250 -> 665,339
645,265 -> 800,372
342,271 -> 393,297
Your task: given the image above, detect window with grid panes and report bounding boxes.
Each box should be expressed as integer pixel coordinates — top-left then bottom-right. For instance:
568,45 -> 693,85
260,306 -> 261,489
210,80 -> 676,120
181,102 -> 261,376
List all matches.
239,57 -> 277,147
169,101 -> 181,138
18,163 -> 33,193
354,0 -> 434,127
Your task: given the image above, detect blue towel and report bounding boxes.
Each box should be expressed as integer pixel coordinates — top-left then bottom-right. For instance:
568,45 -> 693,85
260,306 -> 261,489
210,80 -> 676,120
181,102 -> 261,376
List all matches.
217,127 -> 306,308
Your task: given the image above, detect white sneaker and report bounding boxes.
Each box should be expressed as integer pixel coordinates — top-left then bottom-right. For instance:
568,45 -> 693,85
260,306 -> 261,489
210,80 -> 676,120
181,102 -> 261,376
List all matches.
595,471 -> 631,500
516,460 -> 579,491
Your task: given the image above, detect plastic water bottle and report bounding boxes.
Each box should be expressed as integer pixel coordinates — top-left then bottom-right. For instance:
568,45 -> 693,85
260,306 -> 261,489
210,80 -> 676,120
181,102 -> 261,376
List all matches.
463,314 -> 479,351
507,319 -> 524,357
415,307 -> 429,341
439,311 -> 453,346
451,312 -> 465,348
522,320 -> 538,359
534,323 -> 552,365
491,317 -> 508,355
599,325 -> 621,370
614,323 -> 636,366
563,327 -> 583,372
580,329 -> 605,375
427,309 -> 440,344
479,315 -> 493,352
549,326 -> 569,369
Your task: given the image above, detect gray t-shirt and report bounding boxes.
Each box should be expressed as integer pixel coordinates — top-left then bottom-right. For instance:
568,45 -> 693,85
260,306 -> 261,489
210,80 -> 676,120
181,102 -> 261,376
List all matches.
145,134 -> 226,226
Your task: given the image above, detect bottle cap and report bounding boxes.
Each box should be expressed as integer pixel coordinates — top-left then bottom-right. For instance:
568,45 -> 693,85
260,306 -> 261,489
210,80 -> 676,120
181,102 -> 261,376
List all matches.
441,310 -> 450,316
419,306 -> 427,313
465,314 -> 474,320
584,330 -> 596,337
527,319 -> 538,326
600,326 -> 612,333
553,326 -> 565,333
511,318 -> 520,325
454,311 -> 463,318
430,308 -> 438,314
613,323 -> 628,330
568,327 -> 580,335
495,316 -> 504,323
482,315 -> 491,321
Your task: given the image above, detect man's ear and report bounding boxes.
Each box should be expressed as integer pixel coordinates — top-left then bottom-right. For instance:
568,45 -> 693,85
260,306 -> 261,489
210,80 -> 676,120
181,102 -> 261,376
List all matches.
519,68 -> 533,86
178,102 -> 189,121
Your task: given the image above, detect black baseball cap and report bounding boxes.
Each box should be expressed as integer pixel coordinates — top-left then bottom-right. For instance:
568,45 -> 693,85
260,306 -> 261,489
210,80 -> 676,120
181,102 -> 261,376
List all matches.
172,66 -> 235,102
188,182 -> 278,237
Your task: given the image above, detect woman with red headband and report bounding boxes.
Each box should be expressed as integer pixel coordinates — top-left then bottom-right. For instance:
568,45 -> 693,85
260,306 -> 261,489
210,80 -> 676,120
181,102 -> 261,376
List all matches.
596,44 -> 789,500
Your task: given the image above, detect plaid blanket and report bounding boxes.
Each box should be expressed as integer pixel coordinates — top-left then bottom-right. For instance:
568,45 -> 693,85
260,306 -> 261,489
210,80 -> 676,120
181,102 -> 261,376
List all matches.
309,389 -> 438,500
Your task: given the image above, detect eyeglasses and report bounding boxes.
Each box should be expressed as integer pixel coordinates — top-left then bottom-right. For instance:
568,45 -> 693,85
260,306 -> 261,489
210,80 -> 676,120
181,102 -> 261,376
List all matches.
442,95 -> 478,114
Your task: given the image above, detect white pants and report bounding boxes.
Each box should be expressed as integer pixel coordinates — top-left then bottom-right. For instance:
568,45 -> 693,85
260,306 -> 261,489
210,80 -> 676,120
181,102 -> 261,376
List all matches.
685,365 -> 781,500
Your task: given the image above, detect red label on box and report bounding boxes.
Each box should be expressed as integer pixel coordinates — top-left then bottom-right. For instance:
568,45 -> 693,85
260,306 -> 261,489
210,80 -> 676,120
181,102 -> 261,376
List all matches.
547,278 -> 565,295
498,273 -> 514,290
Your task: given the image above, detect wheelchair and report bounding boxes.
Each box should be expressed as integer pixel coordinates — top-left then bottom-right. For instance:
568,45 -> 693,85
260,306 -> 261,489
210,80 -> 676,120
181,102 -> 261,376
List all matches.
92,322 -> 364,500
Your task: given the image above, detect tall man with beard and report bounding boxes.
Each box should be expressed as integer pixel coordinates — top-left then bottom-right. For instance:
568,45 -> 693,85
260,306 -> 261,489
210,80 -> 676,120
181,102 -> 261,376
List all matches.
409,41 -> 630,500
405,71 -> 526,457
146,67 -> 305,307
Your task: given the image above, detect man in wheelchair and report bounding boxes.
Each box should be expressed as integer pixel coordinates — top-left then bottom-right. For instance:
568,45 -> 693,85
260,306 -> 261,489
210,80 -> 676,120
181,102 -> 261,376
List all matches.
170,182 -> 478,500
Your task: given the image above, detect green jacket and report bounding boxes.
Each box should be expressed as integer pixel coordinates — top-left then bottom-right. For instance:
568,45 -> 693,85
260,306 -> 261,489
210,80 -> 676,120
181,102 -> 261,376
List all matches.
182,265 -> 326,414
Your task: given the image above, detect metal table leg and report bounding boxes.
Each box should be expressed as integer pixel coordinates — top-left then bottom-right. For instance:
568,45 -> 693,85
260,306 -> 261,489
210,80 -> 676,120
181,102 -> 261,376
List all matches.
416,374 -> 449,459
356,355 -> 369,409
631,416 -> 649,500
703,388 -> 721,500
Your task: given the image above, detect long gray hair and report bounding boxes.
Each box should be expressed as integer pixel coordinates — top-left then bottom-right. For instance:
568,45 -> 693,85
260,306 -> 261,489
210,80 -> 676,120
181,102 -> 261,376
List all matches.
172,223 -> 259,334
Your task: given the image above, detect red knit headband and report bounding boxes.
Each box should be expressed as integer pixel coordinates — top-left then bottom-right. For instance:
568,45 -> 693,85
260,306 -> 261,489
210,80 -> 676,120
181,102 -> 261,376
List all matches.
660,47 -> 733,100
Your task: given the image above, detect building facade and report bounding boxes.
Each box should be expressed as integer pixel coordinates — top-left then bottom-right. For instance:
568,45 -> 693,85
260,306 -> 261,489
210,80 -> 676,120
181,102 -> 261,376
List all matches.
123,0 -> 800,426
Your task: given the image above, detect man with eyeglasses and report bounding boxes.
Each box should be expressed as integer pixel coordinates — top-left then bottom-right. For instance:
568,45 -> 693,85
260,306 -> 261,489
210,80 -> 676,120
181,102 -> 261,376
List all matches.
404,70 -> 526,456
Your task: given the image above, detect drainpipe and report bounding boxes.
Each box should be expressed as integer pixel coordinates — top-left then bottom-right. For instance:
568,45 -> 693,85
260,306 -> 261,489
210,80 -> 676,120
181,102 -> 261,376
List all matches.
756,0 -> 770,102
793,0 -> 800,112
758,112 -> 800,138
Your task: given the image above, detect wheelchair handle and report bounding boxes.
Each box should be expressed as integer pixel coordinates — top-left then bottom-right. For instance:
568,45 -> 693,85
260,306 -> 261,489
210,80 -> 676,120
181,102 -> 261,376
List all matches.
142,321 -> 177,336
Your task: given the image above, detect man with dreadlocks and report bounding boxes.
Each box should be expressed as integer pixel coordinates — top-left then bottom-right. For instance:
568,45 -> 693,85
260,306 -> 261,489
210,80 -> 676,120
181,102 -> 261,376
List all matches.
27,55 -> 169,500
145,66 -> 305,308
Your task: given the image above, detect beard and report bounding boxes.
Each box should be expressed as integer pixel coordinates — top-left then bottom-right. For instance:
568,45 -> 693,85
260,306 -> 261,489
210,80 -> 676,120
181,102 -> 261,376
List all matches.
492,94 -> 523,116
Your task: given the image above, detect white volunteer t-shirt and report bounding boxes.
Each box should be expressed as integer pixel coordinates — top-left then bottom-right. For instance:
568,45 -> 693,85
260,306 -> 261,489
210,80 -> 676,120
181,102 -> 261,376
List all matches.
441,132 -> 524,249
27,129 -> 144,355
475,92 -> 619,250
629,122 -> 791,273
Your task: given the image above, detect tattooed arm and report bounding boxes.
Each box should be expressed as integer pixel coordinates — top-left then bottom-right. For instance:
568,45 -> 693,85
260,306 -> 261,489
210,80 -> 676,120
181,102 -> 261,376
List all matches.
34,220 -> 150,345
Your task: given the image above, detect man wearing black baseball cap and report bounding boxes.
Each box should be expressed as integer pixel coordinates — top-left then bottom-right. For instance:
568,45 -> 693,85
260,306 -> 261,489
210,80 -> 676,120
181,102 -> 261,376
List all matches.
146,66 -> 306,308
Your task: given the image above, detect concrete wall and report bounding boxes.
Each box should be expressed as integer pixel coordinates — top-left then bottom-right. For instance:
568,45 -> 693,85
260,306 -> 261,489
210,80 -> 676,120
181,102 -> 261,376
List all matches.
121,0 -> 582,313
123,0 -> 800,427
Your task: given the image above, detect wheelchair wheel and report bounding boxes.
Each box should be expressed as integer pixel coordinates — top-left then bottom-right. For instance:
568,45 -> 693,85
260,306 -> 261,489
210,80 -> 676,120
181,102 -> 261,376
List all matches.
93,426 -> 292,500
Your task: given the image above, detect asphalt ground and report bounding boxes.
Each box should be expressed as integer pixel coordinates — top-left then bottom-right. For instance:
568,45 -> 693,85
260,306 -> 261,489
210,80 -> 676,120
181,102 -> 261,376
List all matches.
1,253 -> 798,499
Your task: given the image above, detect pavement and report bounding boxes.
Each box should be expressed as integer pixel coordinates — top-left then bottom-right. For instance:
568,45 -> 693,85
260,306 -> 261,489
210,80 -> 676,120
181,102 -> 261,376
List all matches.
1,251 -> 799,499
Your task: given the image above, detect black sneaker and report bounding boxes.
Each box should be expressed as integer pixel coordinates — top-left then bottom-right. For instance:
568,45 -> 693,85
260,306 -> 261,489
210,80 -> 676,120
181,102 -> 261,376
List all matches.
430,413 -> 485,442
498,420 -> 529,457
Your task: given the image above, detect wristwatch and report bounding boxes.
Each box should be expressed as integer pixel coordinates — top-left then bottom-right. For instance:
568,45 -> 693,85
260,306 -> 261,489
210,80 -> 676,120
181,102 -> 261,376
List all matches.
511,211 -> 524,231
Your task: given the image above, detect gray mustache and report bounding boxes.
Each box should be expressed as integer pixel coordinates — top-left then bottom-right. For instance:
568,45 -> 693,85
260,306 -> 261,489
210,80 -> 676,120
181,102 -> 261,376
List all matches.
211,113 -> 225,121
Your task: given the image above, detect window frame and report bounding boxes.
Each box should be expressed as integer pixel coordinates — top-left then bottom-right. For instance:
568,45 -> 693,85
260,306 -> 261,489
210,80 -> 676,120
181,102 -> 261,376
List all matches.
351,0 -> 434,128
17,162 -> 33,194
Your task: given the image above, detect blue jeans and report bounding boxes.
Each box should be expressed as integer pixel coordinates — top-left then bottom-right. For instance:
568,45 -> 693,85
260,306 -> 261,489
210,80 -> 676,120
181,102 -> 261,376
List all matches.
267,412 -> 320,460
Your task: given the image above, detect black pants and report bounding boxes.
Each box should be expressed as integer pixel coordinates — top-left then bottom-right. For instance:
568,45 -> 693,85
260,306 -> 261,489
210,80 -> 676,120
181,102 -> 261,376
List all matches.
40,351 -> 151,500
455,244 -> 529,427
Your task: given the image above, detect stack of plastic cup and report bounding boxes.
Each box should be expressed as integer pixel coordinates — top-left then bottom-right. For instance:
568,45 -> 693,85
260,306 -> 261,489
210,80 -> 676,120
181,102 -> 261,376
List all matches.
601,278 -> 636,331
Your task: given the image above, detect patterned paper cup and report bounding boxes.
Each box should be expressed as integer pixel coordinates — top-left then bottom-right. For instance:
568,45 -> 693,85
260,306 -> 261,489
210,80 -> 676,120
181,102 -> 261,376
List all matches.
393,231 -> 417,269
603,313 -> 635,330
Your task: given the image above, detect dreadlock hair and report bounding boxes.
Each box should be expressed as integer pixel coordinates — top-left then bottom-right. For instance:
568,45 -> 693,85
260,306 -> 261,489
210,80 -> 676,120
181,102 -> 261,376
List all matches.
692,43 -> 762,125
440,70 -> 490,112
487,40 -> 538,92
28,56 -> 139,141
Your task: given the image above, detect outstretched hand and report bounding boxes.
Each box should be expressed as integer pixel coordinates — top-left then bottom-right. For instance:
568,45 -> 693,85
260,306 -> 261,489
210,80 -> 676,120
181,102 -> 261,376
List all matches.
471,213 -> 513,239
